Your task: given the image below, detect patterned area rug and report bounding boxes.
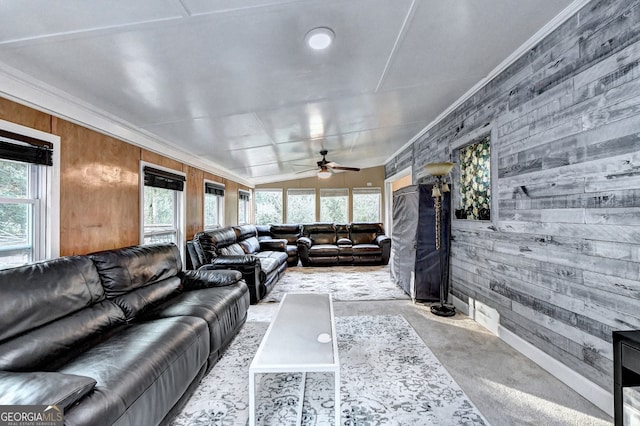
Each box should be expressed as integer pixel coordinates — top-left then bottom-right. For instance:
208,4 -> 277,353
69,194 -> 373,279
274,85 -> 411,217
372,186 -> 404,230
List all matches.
261,265 -> 409,303
172,315 -> 490,426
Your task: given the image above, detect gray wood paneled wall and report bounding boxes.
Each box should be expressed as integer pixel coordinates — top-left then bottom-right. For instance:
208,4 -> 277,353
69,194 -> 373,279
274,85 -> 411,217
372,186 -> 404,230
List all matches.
386,0 -> 640,398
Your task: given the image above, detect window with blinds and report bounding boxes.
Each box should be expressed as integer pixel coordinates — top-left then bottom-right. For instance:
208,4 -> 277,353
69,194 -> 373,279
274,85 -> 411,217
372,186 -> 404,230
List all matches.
204,181 -> 224,230
0,128 -> 56,268
142,165 -> 185,245
320,188 -> 348,223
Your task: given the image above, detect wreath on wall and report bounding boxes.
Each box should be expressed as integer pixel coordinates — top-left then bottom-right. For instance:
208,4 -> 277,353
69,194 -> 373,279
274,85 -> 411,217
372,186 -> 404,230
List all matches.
458,136 -> 491,220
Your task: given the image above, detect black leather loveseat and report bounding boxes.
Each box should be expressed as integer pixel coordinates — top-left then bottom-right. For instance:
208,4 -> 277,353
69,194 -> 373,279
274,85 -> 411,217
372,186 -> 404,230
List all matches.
191,224 -> 288,304
297,222 -> 391,266
0,243 -> 249,426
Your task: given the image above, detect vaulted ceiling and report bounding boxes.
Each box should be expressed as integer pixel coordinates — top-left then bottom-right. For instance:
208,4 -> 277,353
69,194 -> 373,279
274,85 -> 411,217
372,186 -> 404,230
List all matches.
0,0 -> 578,184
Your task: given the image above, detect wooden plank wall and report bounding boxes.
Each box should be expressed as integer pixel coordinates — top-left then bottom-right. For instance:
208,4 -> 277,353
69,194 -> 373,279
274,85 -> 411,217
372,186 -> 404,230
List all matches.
0,99 -> 251,255
386,0 -> 640,398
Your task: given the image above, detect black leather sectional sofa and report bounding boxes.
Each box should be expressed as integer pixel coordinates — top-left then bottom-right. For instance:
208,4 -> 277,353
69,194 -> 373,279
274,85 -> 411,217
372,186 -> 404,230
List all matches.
191,224 -> 289,304
189,222 -> 391,304
0,243 -> 249,426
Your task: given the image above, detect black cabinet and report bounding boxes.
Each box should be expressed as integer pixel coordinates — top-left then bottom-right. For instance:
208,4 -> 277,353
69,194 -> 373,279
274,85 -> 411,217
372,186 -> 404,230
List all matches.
391,184 -> 451,302
613,330 -> 640,425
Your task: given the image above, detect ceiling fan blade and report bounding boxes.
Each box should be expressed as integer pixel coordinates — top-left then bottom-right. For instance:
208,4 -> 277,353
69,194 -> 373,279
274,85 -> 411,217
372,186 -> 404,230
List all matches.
295,168 -> 318,174
330,166 -> 360,172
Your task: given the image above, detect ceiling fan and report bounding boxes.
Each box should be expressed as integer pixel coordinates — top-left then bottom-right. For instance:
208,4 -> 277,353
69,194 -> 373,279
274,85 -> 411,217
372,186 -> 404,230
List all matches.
300,149 -> 361,179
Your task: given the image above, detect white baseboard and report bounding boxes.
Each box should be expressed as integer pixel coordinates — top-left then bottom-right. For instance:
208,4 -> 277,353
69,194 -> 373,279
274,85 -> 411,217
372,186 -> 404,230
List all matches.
451,295 -> 613,417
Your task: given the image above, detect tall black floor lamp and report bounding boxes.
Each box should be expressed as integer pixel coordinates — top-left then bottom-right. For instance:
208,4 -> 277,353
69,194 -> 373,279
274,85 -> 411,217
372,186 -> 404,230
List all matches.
424,161 -> 456,317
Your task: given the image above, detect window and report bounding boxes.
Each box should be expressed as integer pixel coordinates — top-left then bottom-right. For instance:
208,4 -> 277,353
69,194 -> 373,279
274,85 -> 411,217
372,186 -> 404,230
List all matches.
204,181 -> 224,230
254,189 -> 283,225
238,190 -> 251,225
0,123 -> 58,269
142,165 -> 185,245
455,135 -> 491,220
287,189 -> 315,223
320,188 -> 348,223
353,187 -> 381,222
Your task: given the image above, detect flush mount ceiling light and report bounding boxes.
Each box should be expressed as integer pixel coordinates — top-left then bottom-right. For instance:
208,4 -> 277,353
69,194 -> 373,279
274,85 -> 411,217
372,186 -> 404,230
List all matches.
305,27 -> 334,50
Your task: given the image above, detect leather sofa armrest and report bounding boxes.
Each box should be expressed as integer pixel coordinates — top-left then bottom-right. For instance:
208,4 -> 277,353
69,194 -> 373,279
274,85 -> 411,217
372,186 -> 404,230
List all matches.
375,235 -> 391,246
297,236 -> 312,248
180,269 -> 243,290
375,235 -> 392,265
259,238 -> 287,252
0,371 -> 96,410
210,255 -> 260,268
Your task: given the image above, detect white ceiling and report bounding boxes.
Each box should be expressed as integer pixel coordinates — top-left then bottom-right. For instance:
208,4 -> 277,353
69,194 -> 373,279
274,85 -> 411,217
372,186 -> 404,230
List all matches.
0,0 -> 579,185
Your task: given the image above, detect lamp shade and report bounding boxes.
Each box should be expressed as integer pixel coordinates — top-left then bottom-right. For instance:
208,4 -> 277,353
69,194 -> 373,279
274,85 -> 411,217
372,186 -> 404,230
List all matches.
317,166 -> 331,179
424,162 -> 454,177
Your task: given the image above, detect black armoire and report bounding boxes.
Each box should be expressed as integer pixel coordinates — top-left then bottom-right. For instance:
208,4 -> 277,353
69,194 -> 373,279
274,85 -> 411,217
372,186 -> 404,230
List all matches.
391,184 -> 451,302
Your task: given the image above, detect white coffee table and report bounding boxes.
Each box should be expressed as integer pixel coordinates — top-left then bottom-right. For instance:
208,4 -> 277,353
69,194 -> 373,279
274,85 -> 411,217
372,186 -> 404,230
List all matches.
249,293 -> 340,425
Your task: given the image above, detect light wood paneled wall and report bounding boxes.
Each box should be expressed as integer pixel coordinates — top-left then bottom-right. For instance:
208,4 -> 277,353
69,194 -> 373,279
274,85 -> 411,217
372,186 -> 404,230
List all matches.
385,0 -> 640,403
0,99 -> 250,254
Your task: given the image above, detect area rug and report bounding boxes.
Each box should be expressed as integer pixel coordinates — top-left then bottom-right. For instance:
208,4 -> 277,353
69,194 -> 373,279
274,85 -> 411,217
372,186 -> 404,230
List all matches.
261,265 -> 409,303
171,315 -> 490,426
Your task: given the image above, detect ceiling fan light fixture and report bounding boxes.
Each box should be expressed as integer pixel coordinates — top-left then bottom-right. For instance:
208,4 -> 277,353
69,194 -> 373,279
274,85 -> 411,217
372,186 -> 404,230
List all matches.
317,166 -> 331,179
305,27 -> 334,50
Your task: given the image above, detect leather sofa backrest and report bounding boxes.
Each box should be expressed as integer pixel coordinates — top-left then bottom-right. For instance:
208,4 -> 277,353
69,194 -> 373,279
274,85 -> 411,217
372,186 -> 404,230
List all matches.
0,256 -> 127,371
336,224 -> 350,240
256,224 -> 271,241
233,224 -> 258,241
302,223 -> 337,245
194,227 -> 237,263
270,224 -> 301,244
90,244 -> 182,320
0,256 -> 105,343
350,222 -> 385,245
234,224 -> 261,255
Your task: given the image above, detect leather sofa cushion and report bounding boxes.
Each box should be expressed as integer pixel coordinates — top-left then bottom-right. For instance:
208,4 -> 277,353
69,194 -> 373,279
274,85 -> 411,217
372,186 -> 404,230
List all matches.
0,300 -> 126,371
145,282 -> 249,359
352,243 -> 382,254
270,224 -> 301,244
194,228 -> 237,262
309,244 -> 340,257
218,243 -> 245,256
303,223 -> 337,245
336,224 -> 350,240
61,316 -> 209,426
0,371 -> 96,410
90,244 -> 182,298
350,222 -> 384,245
113,276 -> 182,321
0,256 -> 104,342
233,224 -> 258,241
239,236 -> 261,254
257,254 -> 287,275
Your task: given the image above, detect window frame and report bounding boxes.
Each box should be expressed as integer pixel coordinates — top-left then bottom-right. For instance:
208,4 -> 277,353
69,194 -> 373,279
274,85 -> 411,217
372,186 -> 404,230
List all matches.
0,119 -> 59,268
238,189 -> 251,225
203,180 -> 224,230
352,187 -> 382,223
139,162 -> 186,257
